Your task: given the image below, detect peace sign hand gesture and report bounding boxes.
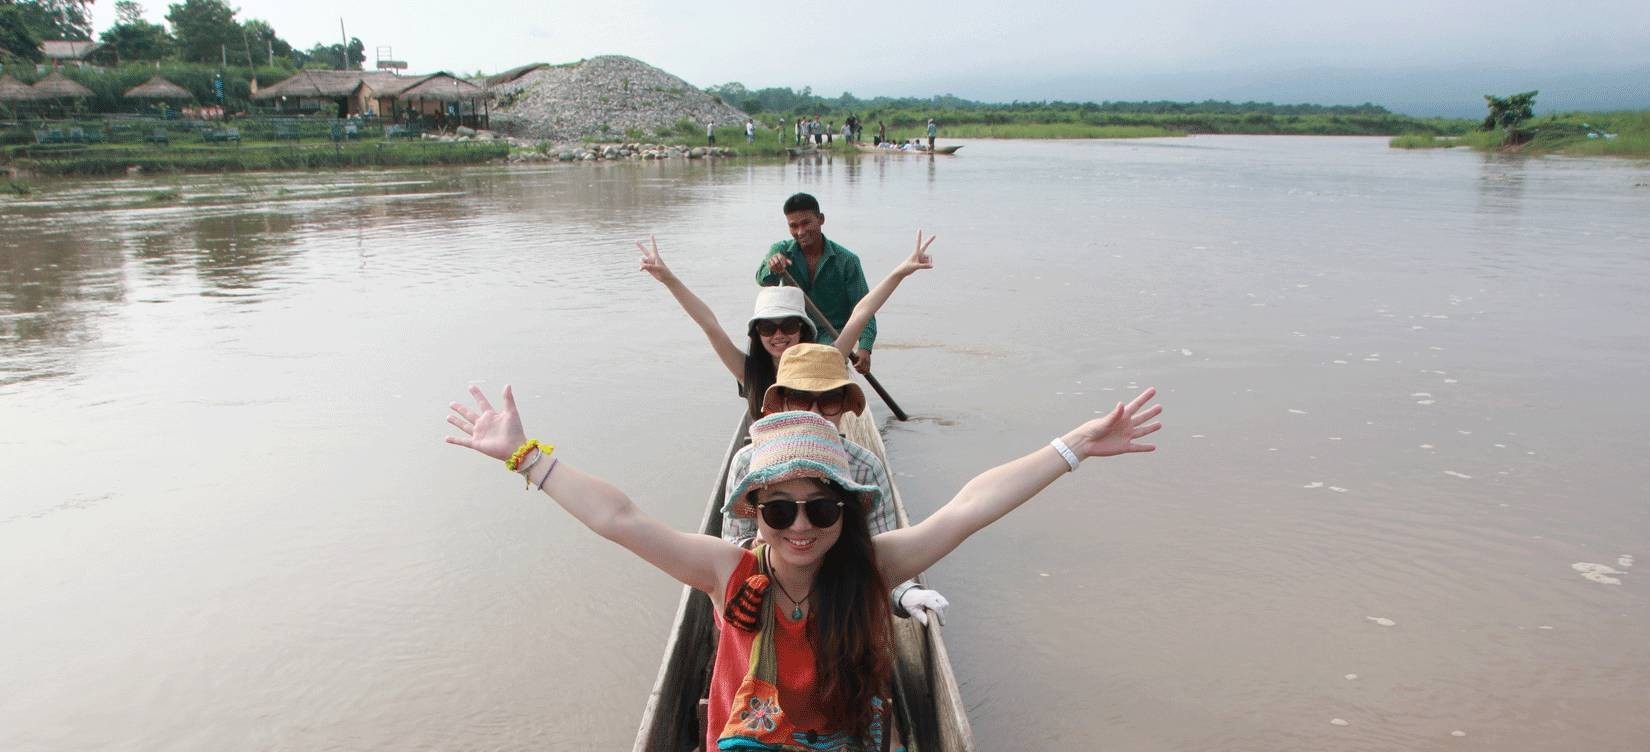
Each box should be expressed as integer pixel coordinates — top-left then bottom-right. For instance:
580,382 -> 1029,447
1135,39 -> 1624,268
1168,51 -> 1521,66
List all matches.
636,235 -> 675,284
1061,387 -> 1163,462
896,230 -> 937,278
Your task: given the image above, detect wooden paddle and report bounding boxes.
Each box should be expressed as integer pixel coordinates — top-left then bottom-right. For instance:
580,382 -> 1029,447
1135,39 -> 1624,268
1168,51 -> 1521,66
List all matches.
779,269 -> 910,421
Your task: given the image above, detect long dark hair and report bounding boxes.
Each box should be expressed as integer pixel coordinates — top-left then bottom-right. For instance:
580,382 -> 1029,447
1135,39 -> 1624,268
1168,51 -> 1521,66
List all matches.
810,488 -> 892,738
741,325 -> 816,420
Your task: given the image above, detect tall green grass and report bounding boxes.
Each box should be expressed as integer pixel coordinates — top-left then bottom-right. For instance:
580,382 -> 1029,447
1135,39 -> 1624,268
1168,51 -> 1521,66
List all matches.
1424,109 -> 1650,158
1389,134 -> 1457,149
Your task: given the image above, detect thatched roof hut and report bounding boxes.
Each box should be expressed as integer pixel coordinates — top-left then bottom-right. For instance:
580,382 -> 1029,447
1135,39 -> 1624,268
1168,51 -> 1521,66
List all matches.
399,74 -> 484,102
32,71 -> 94,99
251,70 -> 411,101
0,75 -> 45,103
124,75 -> 193,100
39,40 -> 102,64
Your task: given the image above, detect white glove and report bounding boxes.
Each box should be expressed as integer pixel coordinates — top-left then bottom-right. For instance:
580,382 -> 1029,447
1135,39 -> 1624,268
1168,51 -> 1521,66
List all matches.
898,586 -> 949,626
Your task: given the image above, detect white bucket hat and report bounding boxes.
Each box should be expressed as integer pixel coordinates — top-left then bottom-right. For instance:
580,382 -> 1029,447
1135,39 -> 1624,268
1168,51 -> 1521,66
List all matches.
746,286 -> 817,340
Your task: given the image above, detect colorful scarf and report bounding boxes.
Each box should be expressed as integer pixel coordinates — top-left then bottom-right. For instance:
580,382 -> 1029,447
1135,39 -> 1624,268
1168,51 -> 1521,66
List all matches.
716,546 -> 889,752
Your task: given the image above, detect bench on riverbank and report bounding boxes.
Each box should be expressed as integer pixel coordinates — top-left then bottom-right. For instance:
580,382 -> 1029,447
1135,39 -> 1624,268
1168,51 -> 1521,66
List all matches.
201,128 -> 241,144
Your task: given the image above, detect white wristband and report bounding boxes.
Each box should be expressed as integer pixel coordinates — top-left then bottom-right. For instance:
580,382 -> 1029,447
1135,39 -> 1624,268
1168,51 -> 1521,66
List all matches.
1049,437 -> 1080,472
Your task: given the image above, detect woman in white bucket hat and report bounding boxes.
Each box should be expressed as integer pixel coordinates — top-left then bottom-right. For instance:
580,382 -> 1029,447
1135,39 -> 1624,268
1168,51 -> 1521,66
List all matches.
637,232 -> 935,420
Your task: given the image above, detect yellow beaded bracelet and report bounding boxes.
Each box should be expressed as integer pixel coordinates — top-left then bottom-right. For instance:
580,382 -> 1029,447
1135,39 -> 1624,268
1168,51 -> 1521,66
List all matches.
505,439 -> 541,472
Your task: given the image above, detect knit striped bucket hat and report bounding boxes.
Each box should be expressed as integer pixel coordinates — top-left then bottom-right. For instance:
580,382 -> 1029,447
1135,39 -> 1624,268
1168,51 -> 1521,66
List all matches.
724,411 -> 881,519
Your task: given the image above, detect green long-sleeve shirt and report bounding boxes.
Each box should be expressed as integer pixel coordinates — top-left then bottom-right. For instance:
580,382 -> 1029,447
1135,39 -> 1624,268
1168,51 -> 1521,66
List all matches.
756,235 -> 877,353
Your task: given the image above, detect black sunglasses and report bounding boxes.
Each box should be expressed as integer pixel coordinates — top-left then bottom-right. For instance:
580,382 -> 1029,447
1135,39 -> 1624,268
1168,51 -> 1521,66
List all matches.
780,386 -> 848,417
755,497 -> 845,529
753,317 -> 805,337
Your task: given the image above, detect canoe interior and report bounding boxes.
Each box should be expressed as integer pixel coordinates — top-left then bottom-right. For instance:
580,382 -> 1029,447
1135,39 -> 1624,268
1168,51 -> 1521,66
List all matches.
633,408 -> 974,751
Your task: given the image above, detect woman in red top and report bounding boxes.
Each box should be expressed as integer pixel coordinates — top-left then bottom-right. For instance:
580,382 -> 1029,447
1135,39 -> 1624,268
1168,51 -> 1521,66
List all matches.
445,385 -> 1162,748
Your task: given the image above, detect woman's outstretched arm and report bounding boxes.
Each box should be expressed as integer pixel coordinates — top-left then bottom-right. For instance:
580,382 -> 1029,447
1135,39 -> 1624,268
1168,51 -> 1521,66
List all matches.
637,236 -> 748,384
874,388 -> 1162,585
447,384 -> 743,597
831,231 -> 936,358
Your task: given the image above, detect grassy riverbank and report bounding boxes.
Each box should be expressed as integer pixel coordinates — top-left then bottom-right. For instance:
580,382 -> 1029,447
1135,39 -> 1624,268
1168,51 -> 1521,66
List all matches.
643,119 -> 861,157
5,139 -> 508,176
1389,109 -> 1650,157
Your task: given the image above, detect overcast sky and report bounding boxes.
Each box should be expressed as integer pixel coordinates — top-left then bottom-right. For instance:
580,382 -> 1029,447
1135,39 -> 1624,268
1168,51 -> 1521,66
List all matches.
107,0 -> 1650,116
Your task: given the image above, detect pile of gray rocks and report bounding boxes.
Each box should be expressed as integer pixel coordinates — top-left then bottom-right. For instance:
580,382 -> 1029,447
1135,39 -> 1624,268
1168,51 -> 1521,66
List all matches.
489,55 -> 749,143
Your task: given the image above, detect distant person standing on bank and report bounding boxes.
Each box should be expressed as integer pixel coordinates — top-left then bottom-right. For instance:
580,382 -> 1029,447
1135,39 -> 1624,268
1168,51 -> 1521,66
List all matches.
707,120 -> 717,145
757,193 -> 877,374
745,118 -> 755,144
876,120 -> 886,145
926,118 -> 937,151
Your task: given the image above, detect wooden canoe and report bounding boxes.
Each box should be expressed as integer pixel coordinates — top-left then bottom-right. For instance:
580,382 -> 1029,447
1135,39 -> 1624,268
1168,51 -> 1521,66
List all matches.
857,144 -> 963,155
632,406 -> 975,751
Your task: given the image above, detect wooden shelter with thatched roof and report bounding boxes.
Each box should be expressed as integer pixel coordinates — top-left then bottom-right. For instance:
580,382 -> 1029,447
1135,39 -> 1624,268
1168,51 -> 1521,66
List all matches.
0,75 -> 45,103
28,71 -> 94,115
39,40 -> 103,70
32,71 -> 94,100
397,74 -> 487,125
121,75 -> 193,117
0,74 -> 46,116
251,70 -> 410,117
124,75 -> 193,102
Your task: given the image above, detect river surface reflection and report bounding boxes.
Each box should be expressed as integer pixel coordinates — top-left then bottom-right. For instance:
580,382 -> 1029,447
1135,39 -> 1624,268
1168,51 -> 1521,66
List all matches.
2,137 -> 1648,751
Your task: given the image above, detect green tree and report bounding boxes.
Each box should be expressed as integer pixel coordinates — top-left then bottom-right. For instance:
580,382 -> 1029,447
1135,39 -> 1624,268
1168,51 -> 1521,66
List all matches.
165,0 -> 240,63
300,42 -> 334,68
0,5 -> 45,62
8,0 -> 95,40
240,18 -> 290,65
301,35 -> 363,70
99,18 -> 173,62
1482,90 -> 1538,145
114,0 -> 144,25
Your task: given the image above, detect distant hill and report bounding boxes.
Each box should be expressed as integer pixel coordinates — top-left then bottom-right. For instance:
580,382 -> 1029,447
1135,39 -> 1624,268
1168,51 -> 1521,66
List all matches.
489,56 -> 749,142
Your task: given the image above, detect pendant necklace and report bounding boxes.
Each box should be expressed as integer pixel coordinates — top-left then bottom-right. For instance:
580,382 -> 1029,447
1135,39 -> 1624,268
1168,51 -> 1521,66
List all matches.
771,575 -> 813,621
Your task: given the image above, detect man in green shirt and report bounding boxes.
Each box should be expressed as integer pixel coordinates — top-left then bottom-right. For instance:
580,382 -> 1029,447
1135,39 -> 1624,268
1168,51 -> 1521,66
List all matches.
926,118 -> 938,151
757,193 -> 877,374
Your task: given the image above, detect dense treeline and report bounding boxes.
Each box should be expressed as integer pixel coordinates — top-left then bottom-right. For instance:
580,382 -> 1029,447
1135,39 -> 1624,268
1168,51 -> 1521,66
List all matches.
707,82 -> 1397,118
1,0 -> 362,70
705,82 -> 1469,136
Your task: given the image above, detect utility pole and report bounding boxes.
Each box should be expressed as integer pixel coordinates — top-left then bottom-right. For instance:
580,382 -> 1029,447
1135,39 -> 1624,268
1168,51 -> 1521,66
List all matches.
339,19 -> 349,71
